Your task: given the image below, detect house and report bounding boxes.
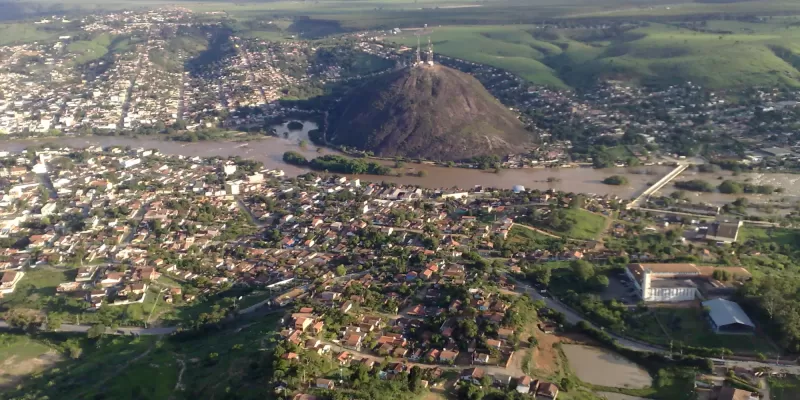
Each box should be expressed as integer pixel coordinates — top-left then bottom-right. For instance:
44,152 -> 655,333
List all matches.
294,316 -> 314,332
311,321 -> 325,335
344,334 -> 363,351
474,353 -> 490,364
0,271 -> 24,294
516,376 -> 533,394
439,349 -> 459,363
336,351 -> 351,365
460,367 -> 485,384
360,358 -> 376,369
100,272 -> 124,287
535,381 -> 559,399
75,266 -> 97,282
497,328 -> 515,339
315,378 -> 334,390
486,339 -> 503,349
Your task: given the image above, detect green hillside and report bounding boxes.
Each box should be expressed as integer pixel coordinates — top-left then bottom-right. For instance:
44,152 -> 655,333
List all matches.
389,20 -> 800,89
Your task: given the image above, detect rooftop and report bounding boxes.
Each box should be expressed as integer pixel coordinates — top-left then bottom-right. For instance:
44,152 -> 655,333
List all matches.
702,298 -> 755,329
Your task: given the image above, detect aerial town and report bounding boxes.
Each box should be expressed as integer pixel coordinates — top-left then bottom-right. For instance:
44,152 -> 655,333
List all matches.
0,143 -> 795,400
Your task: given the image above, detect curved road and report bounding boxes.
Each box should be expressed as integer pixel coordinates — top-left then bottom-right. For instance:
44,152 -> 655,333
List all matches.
508,276 -> 800,375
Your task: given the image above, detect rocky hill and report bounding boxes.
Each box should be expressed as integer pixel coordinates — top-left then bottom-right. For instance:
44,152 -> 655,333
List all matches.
326,64 -> 530,161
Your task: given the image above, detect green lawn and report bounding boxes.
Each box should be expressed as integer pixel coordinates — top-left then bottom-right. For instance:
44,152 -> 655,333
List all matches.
0,334 -> 53,362
0,334 -> 59,388
1,314 -> 283,400
739,226 -> 800,247
0,267 -> 73,311
508,224 -> 557,245
651,307 -> 778,355
557,208 -> 608,240
770,375 -> 800,400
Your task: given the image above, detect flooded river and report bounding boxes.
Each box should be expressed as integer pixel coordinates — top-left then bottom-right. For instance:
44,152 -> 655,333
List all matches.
4,135 -> 800,203
562,344 -> 652,388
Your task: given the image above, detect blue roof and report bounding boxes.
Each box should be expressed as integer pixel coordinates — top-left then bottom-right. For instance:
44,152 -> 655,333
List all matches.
702,298 -> 754,328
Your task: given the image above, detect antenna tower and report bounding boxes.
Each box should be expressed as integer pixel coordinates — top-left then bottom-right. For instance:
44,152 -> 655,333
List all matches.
415,35 -> 421,66
426,36 -> 434,66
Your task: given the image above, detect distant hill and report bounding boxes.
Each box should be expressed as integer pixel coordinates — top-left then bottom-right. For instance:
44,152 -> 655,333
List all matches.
389,23 -> 800,90
326,64 -> 530,161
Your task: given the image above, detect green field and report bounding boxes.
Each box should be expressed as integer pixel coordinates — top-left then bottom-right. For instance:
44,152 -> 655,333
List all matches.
1,314 -> 282,400
0,22 -> 77,46
556,208 -> 608,240
0,267 -> 73,312
739,226 -> 800,246
0,334 -> 59,388
390,21 -> 800,89
651,307 -> 777,355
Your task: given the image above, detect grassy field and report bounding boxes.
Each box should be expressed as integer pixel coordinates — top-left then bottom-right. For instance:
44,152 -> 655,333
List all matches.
508,224 -> 558,245
738,226 -> 800,246
557,208 -> 608,240
770,375 -> 800,400
67,33 -> 113,64
0,267 -> 73,312
651,307 -> 777,355
0,22 -> 78,45
0,314 -> 283,400
0,334 -> 60,388
389,21 -> 800,89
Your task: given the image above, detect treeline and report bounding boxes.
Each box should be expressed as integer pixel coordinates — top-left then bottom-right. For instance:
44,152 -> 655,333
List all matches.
282,152 -> 392,175
718,180 -> 778,195
739,276 -> 800,352
674,179 -> 778,194
674,179 -> 715,192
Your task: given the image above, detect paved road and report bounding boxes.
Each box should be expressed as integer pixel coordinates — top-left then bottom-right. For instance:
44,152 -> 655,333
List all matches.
0,320 -> 177,335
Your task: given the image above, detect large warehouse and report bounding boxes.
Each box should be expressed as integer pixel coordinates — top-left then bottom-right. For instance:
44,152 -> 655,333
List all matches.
625,263 -> 751,303
702,298 -> 755,334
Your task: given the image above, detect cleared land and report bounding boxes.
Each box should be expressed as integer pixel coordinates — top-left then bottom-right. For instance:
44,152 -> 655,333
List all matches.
0,334 -> 62,388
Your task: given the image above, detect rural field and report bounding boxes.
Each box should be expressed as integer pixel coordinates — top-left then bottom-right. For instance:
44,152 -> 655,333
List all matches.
389,20 -> 800,89
0,334 -> 62,388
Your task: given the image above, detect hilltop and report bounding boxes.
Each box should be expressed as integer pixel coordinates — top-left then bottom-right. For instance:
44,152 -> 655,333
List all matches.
326,64 -> 530,161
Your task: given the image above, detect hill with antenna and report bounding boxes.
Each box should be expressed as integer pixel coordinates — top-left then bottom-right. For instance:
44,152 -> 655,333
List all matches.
326,42 -> 530,161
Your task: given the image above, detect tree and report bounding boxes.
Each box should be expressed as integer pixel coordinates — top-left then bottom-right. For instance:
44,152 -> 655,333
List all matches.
335,265 -> 347,276
87,324 -> 107,339
571,260 -> 595,282
46,313 -> 62,331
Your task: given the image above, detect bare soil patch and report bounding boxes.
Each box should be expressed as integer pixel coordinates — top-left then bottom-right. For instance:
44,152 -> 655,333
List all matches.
0,350 -> 63,388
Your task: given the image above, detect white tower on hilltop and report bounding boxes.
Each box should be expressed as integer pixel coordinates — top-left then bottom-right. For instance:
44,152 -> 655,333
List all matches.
426,37 -> 434,66
415,35 -> 422,66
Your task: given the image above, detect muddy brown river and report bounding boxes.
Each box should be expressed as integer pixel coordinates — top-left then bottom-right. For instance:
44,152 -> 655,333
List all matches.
4,135 -> 800,205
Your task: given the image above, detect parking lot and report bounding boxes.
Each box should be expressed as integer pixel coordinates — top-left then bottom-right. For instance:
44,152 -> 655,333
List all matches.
601,272 -> 640,305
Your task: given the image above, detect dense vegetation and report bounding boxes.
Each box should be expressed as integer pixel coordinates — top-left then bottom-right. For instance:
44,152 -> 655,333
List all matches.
674,179 -> 715,192
717,180 -> 776,194
603,175 -> 629,185
309,154 -> 391,175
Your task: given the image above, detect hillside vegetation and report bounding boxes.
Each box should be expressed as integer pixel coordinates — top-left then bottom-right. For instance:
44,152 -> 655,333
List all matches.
390,20 -> 800,89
